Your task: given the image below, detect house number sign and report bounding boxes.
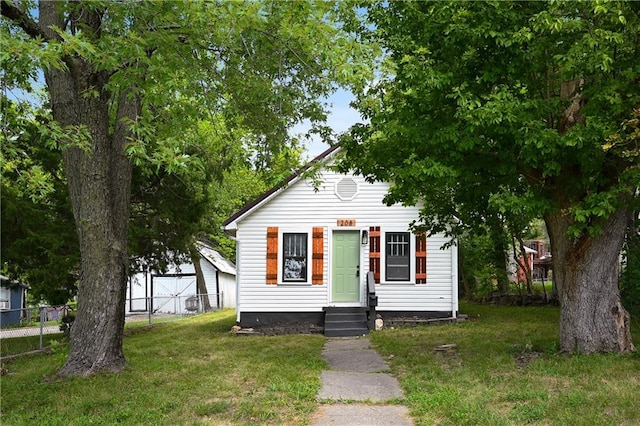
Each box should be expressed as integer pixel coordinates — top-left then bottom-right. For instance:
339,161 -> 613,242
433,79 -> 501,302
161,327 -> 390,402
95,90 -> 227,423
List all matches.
337,219 -> 356,226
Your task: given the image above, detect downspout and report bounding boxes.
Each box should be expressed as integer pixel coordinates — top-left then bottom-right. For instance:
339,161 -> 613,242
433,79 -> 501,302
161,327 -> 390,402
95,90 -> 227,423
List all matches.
145,270 -> 148,312
235,238 -> 240,322
451,241 -> 459,318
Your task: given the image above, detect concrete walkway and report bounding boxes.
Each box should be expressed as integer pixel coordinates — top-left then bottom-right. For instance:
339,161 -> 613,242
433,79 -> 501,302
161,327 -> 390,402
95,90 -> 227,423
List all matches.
310,336 -> 413,425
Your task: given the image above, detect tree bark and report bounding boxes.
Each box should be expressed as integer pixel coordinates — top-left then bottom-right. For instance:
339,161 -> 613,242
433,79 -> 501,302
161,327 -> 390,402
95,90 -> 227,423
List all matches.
38,2 -> 136,376
55,90 -> 137,376
190,245 -> 212,312
545,207 -> 635,353
489,221 -> 510,294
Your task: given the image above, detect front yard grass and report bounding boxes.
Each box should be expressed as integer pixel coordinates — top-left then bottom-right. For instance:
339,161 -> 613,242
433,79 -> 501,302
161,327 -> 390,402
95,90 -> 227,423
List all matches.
371,303 -> 640,426
0,309 -> 326,425
1,304 -> 639,425
1,333 -> 64,357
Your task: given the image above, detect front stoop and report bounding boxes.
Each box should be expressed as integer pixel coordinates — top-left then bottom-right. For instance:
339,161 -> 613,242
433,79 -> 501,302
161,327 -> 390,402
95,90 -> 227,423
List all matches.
323,307 -> 369,337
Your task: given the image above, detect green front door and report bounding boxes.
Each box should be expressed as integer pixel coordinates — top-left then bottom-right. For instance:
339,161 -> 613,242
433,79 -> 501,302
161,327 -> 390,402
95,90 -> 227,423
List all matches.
332,230 -> 360,303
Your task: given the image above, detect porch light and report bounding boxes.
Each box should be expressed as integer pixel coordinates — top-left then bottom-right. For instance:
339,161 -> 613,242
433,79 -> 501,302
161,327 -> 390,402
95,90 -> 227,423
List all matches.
361,229 -> 369,245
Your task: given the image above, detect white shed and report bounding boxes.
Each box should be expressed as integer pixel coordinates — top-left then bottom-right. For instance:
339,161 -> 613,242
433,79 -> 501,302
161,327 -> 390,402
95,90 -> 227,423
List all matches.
223,146 -> 458,336
126,242 -> 236,314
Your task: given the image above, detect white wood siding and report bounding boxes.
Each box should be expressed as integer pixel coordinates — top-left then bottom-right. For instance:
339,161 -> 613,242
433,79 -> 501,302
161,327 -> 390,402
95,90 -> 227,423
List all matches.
218,272 -> 237,309
236,169 -> 458,315
197,261 -> 216,297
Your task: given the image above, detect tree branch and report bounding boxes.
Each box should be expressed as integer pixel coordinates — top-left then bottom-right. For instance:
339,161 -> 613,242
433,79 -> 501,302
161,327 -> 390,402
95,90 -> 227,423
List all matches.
255,28 -> 319,74
1,0 -> 48,40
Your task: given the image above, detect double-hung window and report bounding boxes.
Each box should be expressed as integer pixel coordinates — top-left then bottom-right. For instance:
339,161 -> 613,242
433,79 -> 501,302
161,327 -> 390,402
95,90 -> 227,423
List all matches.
0,287 -> 10,310
386,232 -> 410,281
282,233 -> 308,282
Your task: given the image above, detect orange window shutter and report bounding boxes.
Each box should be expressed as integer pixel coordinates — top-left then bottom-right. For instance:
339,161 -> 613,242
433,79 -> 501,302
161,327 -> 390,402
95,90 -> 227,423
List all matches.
266,227 -> 278,284
369,226 -> 381,284
312,227 -> 324,284
415,233 -> 427,284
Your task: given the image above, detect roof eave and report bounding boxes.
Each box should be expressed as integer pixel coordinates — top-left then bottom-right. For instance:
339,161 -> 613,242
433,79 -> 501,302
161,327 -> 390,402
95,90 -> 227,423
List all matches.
222,144 -> 342,229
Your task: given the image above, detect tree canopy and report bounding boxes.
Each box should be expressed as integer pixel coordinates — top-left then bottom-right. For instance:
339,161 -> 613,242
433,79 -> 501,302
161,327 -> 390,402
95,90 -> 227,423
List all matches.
1,0 -> 374,376
340,0 -> 639,353
1,98 -> 79,304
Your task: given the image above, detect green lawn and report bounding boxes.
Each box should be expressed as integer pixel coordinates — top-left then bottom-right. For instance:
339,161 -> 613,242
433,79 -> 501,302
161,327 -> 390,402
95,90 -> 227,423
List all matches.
371,303 -> 640,426
1,333 -> 64,357
1,305 -> 639,425
0,310 -> 326,425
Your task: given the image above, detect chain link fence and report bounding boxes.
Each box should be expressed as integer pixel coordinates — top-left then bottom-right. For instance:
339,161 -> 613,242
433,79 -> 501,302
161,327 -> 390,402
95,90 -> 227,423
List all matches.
1,293 -> 223,359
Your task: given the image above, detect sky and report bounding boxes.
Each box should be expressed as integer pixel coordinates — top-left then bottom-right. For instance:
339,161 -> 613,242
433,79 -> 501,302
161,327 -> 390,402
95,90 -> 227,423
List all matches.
7,3 -> 364,161
293,88 -> 362,159
11,77 -> 361,160
8,68 -> 361,161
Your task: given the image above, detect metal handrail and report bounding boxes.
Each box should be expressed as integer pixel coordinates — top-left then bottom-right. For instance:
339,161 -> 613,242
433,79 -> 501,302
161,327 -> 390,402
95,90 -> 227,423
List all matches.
366,271 -> 377,330
367,272 -> 376,301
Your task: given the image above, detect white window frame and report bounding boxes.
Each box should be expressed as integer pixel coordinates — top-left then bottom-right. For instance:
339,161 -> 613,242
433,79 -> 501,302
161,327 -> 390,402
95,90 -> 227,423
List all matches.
380,229 -> 415,284
0,286 -> 10,310
278,228 -> 313,285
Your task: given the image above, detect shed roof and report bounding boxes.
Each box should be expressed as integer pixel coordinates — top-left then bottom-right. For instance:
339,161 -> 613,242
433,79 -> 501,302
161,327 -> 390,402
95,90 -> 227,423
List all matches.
0,274 -> 30,289
196,241 -> 236,276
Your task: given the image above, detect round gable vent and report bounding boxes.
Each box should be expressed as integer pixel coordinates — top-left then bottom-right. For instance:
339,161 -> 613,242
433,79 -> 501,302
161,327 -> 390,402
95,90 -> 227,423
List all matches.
335,177 -> 358,201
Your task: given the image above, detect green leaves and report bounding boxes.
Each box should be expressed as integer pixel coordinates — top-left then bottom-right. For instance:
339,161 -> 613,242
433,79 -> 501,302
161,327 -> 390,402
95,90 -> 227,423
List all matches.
343,0 -> 640,242
2,1 -> 376,303
37,122 -> 92,152
1,97 -> 79,304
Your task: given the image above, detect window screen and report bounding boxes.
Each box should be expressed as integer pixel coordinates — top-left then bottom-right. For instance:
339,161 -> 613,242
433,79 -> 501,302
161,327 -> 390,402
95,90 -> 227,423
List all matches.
282,233 -> 307,282
386,232 -> 410,281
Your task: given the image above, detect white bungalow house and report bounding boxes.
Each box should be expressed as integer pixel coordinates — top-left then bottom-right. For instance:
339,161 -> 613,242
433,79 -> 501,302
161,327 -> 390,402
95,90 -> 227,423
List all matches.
223,145 -> 459,336
126,242 -> 236,315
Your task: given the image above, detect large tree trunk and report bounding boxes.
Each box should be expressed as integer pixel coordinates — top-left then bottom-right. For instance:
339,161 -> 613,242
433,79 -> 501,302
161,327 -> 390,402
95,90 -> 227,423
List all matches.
545,208 -> 635,353
190,245 -> 212,312
488,220 -> 510,293
55,91 -> 136,377
40,1 -> 137,377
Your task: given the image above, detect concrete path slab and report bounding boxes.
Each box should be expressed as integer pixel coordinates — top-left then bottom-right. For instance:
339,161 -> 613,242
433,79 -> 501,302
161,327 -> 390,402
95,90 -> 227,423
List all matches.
322,348 -> 388,372
310,404 -> 412,426
312,336 -> 413,425
317,370 -> 404,401
323,337 -> 372,351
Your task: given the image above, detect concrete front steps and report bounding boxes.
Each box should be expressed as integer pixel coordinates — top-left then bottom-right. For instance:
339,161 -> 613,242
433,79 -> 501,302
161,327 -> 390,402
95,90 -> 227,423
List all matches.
323,307 -> 369,337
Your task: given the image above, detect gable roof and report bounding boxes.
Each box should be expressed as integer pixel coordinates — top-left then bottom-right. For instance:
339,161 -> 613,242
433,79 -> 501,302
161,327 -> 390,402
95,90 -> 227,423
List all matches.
223,144 -> 341,234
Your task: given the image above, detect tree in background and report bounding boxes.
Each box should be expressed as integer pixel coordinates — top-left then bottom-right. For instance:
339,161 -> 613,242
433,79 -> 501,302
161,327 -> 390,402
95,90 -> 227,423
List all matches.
1,0 -> 373,376
341,1 -> 639,353
1,98 -> 79,305
617,109 -> 640,315
1,98 -> 289,308
621,214 -> 640,315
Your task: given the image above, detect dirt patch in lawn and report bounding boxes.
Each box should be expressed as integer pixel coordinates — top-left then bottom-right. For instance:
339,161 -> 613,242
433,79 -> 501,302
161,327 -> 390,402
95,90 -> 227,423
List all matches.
233,322 -> 324,336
